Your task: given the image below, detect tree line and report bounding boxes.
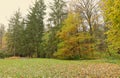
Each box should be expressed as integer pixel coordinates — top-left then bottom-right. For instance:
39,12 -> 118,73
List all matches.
0,0 -> 120,59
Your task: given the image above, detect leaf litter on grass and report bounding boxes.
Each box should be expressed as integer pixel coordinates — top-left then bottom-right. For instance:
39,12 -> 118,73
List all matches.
0,59 -> 120,78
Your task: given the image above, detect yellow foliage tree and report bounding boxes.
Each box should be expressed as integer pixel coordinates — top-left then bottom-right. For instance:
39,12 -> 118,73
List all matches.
54,13 -> 94,59
103,0 -> 120,52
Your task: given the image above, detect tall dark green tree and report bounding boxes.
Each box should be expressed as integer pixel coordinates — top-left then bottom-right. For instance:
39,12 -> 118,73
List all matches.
46,0 -> 67,58
25,0 -> 46,57
7,10 -> 24,56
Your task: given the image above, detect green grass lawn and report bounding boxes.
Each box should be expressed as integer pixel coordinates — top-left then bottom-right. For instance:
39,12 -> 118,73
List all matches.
0,58 -> 120,78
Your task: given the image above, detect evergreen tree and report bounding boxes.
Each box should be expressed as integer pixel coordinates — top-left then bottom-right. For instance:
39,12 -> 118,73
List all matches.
7,10 -> 24,56
25,0 -> 46,57
46,0 -> 67,58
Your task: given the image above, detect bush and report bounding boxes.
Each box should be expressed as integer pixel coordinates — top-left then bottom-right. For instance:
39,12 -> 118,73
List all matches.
53,51 -> 80,60
0,50 -> 6,58
0,49 -> 13,58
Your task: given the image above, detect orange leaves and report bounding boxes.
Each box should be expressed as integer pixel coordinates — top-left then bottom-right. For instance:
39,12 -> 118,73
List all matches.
55,12 -> 94,59
54,13 -> 82,59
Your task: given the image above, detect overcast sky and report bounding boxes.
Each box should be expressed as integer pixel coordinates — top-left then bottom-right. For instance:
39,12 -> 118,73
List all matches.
0,0 -> 51,27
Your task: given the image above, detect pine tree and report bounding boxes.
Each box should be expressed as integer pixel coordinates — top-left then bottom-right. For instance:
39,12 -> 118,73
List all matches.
25,0 -> 46,57
7,10 -> 24,56
46,0 -> 67,58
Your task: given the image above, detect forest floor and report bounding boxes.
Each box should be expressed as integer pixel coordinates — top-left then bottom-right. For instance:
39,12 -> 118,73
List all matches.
0,58 -> 120,78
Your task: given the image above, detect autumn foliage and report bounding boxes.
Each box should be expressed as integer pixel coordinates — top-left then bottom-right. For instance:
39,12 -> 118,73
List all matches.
54,13 -> 94,59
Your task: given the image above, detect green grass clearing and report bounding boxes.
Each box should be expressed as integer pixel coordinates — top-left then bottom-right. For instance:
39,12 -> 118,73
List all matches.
0,58 -> 120,78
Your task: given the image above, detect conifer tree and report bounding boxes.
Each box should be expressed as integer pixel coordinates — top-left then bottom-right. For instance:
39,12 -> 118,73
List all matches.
25,0 -> 46,57
46,0 -> 67,57
7,10 -> 24,56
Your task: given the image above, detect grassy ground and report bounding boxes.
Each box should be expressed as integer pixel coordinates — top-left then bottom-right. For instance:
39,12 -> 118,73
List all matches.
0,58 -> 120,78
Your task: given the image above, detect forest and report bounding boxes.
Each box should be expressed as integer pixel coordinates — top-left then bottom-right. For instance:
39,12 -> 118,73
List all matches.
0,0 -> 120,60
0,0 -> 120,77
